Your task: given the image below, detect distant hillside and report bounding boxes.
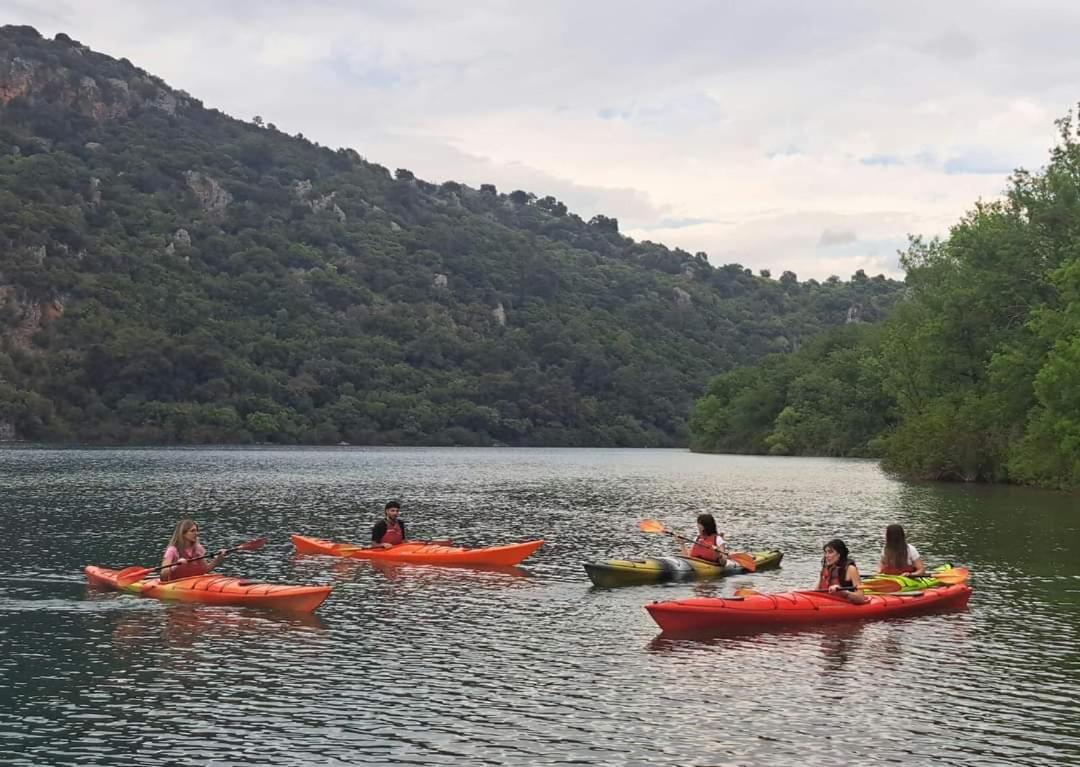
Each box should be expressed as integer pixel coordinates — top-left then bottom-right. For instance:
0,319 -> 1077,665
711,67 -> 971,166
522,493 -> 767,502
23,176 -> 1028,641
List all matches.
0,26 -> 903,446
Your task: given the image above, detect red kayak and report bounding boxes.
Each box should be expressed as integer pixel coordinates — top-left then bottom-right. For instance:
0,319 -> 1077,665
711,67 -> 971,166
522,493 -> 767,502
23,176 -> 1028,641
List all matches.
85,566 -> 332,613
645,584 -> 972,632
291,534 -> 543,567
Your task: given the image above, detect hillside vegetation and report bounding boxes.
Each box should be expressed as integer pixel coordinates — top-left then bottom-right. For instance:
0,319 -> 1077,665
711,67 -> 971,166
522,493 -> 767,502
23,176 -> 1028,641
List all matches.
0,26 -> 901,446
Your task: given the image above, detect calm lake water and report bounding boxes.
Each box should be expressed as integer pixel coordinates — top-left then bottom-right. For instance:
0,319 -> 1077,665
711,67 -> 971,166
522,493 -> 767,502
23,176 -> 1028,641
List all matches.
1,447 -> 1078,766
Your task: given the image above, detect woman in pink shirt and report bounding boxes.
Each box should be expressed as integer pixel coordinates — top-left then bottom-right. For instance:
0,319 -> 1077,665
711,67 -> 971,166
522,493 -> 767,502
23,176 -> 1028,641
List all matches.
160,519 -> 226,582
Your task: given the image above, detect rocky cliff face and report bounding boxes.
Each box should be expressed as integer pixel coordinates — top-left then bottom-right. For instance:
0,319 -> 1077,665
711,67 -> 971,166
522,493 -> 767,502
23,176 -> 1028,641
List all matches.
0,26 -> 195,122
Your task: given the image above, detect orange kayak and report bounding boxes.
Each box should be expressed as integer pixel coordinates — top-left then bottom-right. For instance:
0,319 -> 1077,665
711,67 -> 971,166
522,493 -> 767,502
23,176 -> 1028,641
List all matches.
85,566 -> 332,613
291,534 -> 544,567
646,583 -> 972,632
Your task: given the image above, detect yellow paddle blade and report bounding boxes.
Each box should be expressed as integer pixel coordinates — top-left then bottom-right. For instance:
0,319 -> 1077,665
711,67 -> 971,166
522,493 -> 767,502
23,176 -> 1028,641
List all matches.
639,519 -> 666,534
728,551 -> 757,573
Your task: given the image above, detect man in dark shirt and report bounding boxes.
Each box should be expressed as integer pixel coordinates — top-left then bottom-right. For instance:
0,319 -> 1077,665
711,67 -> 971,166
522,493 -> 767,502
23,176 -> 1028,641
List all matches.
371,500 -> 406,548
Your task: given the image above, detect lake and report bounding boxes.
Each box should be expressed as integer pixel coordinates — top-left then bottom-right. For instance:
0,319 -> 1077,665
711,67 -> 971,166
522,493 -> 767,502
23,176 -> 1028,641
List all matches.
1,447 -> 1078,766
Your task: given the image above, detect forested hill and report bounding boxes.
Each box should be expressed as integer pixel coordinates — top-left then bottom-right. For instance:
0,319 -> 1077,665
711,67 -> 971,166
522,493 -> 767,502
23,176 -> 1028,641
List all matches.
690,108 -> 1080,488
0,26 -> 903,446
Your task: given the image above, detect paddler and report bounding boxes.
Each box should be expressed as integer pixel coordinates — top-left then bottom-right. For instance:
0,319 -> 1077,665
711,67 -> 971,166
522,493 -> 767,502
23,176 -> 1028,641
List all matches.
371,499 -> 406,549
878,524 -> 926,575
679,513 -> 728,565
818,538 -> 867,603
160,519 -> 227,582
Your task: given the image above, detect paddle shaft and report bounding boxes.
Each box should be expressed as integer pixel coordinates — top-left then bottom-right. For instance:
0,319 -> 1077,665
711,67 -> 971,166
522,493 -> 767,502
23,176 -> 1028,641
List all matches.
662,529 -> 726,555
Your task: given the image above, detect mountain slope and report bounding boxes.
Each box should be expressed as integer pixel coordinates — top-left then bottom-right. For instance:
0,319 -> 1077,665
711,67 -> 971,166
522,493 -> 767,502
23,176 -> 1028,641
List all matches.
0,26 -> 903,446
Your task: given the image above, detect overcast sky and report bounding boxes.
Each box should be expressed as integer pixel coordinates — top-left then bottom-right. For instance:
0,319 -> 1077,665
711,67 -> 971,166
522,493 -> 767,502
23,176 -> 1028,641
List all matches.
6,1 -> 1078,279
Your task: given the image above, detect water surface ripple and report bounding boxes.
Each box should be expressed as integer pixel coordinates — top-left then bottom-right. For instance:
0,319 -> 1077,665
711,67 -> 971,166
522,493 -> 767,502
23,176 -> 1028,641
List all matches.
1,447 -> 1078,766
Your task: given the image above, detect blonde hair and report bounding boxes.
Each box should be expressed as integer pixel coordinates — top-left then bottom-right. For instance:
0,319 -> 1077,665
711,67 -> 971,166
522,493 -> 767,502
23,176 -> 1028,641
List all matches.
168,519 -> 200,555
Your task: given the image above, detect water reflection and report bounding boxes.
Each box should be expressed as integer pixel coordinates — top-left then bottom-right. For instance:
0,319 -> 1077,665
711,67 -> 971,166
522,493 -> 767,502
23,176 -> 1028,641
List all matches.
107,604 -> 326,651
1,447 -> 1078,766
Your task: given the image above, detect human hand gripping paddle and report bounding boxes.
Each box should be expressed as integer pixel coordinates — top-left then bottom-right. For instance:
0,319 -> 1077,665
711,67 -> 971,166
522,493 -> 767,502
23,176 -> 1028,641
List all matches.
114,536 -> 268,587
638,519 -> 757,572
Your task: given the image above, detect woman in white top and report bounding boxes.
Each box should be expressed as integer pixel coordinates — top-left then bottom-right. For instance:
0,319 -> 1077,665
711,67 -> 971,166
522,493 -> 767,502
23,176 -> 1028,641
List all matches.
879,524 -> 926,575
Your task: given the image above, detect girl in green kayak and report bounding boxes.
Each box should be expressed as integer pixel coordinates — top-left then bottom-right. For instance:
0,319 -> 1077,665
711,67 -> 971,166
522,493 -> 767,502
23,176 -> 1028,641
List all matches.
818,538 -> 867,604
680,513 -> 727,565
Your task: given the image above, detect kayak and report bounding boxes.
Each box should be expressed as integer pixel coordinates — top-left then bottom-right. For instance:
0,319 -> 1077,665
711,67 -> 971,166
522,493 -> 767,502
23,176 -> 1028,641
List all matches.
645,583 -> 972,633
584,550 -> 783,588
291,534 -> 544,567
85,566 -> 332,613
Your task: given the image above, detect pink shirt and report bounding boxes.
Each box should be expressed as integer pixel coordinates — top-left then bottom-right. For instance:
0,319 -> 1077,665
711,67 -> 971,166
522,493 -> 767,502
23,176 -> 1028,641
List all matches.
161,543 -> 208,581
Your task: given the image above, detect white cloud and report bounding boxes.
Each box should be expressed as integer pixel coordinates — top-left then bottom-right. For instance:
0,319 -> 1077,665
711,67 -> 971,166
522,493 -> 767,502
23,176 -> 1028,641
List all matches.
4,1 -> 1079,278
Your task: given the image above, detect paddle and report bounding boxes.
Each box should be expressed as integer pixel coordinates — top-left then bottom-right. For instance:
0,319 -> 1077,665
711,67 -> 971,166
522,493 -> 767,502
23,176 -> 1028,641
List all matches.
638,519 -> 757,572
114,536 -> 268,586
734,582 -> 907,598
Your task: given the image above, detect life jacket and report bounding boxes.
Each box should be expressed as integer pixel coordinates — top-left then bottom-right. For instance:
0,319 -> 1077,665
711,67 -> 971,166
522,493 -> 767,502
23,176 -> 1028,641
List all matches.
690,534 -> 723,563
381,520 -> 404,545
161,544 -> 209,582
818,558 -> 856,590
879,546 -> 914,574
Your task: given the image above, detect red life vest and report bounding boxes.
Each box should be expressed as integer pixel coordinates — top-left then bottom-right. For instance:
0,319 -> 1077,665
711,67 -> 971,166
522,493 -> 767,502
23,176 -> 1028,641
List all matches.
382,520 -> 404,545
690,534 -> 722,562
161,545 -> 209,582
818,559 -> 856,590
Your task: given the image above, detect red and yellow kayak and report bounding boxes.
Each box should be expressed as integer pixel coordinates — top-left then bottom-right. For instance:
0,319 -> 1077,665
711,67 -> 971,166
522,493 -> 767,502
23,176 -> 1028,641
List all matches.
645,583 -> 972,633
291,534 -> 544,567
85,566 -> 332,613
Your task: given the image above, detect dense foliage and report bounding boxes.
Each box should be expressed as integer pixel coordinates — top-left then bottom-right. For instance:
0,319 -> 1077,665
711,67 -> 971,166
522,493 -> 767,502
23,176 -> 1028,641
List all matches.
691,110 -> 1080,488
0,27 -> 902,446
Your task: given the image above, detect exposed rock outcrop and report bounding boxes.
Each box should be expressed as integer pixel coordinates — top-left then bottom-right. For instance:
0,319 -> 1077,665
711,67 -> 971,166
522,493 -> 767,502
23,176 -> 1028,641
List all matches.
184,171 -> 232,219
291,179 -> 346,221
0,285 -> 66,349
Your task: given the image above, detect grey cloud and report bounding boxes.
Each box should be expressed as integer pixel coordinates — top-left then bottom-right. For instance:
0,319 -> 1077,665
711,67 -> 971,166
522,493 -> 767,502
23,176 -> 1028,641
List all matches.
819,229 -> 858,247
916,29 -> 980,61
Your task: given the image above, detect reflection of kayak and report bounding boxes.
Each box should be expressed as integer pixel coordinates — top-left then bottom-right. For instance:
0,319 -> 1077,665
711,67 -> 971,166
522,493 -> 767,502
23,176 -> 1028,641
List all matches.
645,584 -> 972,633
584,550 -> 783,588
291,534 -> 544,567
85,566 -> 332,613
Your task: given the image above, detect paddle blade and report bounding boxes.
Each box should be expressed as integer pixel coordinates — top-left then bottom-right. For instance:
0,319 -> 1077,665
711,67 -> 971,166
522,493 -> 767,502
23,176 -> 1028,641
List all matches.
639,519 -> 666,534
734,586 -> 763,597
729,551 -> 757,572
862,578 -> 904,594
235,537 -> 268,553
931,567 -> 970,585
115,566 -> 152,587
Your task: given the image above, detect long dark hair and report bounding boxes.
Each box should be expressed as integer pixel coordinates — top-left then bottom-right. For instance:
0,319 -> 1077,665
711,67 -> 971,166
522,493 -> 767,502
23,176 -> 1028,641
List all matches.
882,524 -> 908,571
822,538 -> 852,571
697,513 -> 718,537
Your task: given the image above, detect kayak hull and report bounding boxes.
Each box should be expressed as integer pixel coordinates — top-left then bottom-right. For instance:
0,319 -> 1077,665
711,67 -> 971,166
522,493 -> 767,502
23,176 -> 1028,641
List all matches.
646,584 -> 972,633
291,534 -> 544,567
85,566 -> 332,613
584,550 -> 783,588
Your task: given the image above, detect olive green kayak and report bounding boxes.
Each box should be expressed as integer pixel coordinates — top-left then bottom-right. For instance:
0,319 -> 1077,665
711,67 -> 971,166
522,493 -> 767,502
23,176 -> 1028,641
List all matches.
584,550 -> 783,588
